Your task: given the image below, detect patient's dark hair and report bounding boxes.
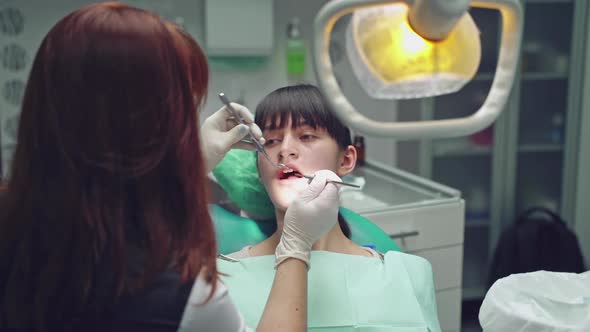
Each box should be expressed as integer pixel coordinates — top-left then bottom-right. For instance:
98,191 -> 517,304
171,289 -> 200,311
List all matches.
255,84 -> 352,238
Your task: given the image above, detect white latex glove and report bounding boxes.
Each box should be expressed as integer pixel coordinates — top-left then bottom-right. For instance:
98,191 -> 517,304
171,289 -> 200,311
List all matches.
200,103 -> 264,173
275,170 -> 342,269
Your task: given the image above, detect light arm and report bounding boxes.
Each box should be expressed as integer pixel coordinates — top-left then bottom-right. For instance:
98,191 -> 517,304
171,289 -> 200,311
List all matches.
312,0 -> 523,139
408,0 -> 471,41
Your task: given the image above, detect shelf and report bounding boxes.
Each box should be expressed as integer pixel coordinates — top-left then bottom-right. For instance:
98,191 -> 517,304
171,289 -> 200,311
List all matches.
521,72 -> 568,80
518,144 -> 563,153
462,286 -> 488,301
433,141 -> 493,157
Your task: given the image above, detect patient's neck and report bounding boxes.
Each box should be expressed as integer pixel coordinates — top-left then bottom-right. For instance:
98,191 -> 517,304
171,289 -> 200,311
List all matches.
249,209 -> 368,257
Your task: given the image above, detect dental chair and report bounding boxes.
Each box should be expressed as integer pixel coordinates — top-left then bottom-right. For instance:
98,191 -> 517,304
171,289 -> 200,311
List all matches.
209,149 -> 400,254
210,204 -> 401,255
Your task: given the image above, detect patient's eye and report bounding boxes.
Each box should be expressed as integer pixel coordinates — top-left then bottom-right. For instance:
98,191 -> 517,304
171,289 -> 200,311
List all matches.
265,138 -> 281,146
300,134 -> 316,141
263,129 -> 283,146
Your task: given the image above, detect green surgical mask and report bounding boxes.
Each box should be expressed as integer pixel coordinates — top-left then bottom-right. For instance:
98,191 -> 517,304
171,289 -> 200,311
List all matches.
212,149 -> 275,219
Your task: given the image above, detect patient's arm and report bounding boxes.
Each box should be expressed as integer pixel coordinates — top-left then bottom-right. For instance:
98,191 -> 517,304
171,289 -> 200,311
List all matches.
257,257 -> 307,332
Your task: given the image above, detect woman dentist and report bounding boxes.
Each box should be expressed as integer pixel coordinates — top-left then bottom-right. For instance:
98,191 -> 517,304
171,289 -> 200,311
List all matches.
0,3 -> 341,332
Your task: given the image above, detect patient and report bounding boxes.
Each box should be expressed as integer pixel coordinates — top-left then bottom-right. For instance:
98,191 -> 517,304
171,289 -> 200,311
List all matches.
221,84 -> 441,331
229,84 -> 368,259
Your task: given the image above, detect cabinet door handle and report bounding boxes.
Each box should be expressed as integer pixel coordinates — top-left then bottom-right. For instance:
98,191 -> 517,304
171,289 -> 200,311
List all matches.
389,230 -> 419,239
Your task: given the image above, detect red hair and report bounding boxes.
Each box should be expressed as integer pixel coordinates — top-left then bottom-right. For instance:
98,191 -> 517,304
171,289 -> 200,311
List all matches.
0,2 -> 215,330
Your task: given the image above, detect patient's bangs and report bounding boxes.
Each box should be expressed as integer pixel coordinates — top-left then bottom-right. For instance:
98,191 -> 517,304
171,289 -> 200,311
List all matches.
256,91 -> 330,131
258,107 -> 330,132
255,84 -> 352,149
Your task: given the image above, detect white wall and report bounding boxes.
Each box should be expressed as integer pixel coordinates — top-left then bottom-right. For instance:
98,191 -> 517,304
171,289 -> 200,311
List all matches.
0,0 -> 76,174
0,0 -> 399,175
199,0 -> 398,167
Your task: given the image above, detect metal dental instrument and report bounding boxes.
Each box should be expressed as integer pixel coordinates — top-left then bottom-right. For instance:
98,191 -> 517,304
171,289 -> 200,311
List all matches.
219,92 -> 287,169
218,253 -> 239,262
294,173 -> 361,188
219,92 -> 360,189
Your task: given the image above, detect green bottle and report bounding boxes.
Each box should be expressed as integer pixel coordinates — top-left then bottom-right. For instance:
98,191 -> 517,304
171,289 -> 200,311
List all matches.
286,17 -> 305,76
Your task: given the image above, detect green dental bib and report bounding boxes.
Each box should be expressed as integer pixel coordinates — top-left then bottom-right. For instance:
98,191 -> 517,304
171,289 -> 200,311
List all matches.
218,251 -> 441,332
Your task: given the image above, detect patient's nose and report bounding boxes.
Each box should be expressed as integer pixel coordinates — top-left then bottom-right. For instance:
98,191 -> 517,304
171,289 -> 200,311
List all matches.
278,135 -> 299,162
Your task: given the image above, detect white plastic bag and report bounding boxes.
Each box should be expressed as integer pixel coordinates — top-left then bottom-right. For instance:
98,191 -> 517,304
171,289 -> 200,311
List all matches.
479,271 -> 590,332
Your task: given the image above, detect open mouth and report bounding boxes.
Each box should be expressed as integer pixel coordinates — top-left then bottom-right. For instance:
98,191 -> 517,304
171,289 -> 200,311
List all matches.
278,167 -> 304,180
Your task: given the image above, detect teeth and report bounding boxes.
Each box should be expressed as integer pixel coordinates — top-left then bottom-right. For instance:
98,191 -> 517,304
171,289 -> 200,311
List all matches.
280,167 -> 298,179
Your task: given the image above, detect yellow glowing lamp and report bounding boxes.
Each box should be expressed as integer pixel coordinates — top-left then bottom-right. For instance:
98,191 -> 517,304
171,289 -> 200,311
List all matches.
347,3 -> 481,99
313,0 -> 523,138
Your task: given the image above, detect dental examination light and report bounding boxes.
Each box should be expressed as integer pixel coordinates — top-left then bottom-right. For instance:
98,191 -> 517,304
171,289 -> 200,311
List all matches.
313,0 -> 523,139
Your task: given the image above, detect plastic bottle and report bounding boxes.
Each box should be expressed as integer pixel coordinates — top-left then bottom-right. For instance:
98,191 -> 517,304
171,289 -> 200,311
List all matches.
286,17 -> 305,78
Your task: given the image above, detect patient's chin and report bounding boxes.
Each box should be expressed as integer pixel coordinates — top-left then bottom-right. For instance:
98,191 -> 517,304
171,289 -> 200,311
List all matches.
271,189 -> 299,212
274,197 -> 294,212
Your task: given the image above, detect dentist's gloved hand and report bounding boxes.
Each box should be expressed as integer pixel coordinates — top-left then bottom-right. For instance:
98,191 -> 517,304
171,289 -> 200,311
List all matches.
275,170 -> 342,269
200,103 -> 264,173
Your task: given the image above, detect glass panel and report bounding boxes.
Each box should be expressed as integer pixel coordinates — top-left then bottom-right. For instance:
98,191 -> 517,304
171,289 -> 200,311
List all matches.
426,6 -> 504,304
434,80 -> 493,120
433,156 -> 492,225
462,227 -> 490,298
515,151 -> 563,215
514,1 -> 573,220
433,80 -> 495,156
521,2 -> 573,75
433,78 -> 494,225
470,7 -> 500,74
519,80 -> 568,146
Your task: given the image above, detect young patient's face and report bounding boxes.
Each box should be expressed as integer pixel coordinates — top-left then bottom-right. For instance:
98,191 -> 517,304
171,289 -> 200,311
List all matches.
258,118 -> 345,211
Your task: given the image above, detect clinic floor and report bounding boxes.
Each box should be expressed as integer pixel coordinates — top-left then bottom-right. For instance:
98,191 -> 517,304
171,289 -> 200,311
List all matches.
461,300 -> 483,332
